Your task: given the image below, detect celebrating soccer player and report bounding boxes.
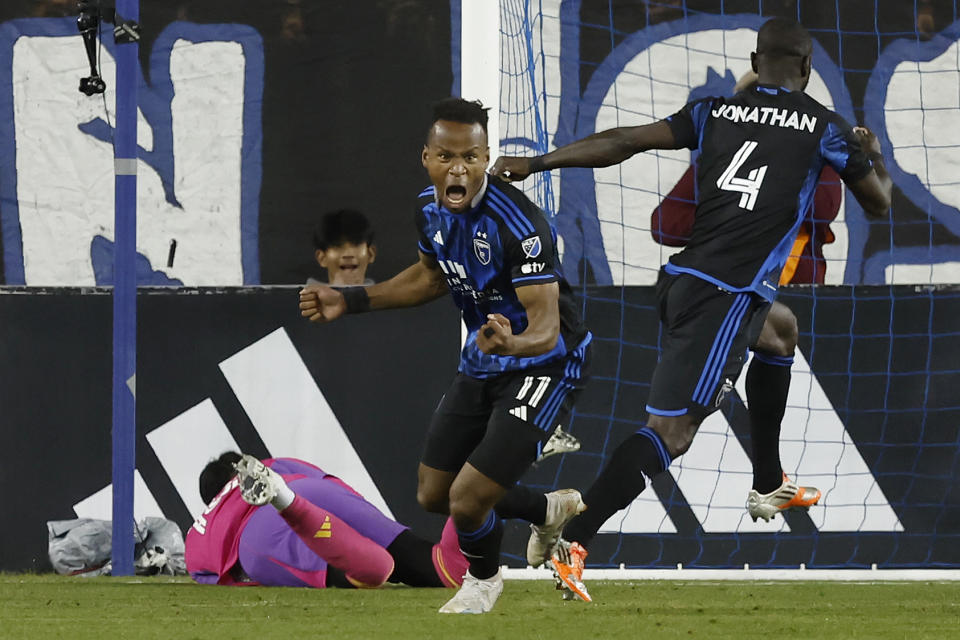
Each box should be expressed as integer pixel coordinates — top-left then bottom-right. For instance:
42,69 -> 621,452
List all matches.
492,17 -> 892,601
650,69 -> 843,523
299,98 -> 593,613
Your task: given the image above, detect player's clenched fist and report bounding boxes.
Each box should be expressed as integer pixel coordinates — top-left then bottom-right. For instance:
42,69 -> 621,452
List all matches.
299,284 -> 347,323
852,125 -> 881,157
477,313 -> 513,355
490,156 -> 532,182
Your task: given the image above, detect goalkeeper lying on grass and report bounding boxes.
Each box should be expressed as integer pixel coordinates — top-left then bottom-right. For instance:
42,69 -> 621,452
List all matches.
185,452 -> 468,589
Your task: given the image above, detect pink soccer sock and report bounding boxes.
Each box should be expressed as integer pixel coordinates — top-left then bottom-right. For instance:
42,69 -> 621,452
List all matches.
279,495 -> 394,588
431,517 -> 469,588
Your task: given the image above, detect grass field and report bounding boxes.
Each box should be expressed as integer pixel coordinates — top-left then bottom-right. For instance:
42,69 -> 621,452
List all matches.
1,574 -> 957,639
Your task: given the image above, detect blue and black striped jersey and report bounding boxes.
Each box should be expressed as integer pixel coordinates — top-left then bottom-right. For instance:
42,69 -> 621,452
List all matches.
665,84 -> 873,300
415,175 -> 590,378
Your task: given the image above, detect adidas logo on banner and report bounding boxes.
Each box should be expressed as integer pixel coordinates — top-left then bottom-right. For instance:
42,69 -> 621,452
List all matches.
509,405 -> 528,421
600,351 -> 903,535
72,328 -> 395,522
433,230 -> 444,245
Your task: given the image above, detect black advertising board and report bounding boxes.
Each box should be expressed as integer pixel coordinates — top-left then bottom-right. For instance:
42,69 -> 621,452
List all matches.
1,285 -> 957,571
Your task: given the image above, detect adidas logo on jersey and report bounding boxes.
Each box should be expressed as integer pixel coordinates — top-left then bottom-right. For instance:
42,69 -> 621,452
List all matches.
314,515 -> 333,538
509,406 -> 528,421
433,230 -> 444,245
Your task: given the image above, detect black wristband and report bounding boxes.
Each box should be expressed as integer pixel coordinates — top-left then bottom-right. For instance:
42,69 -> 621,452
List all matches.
529,155 -> 547,173
867,151 -> 884,164
340,286 -> 370,314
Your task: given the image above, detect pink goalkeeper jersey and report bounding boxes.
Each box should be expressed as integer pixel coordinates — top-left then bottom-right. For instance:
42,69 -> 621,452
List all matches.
185,457 -> 339,585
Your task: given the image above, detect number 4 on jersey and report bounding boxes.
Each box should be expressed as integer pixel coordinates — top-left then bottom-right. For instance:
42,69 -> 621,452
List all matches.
717,140 -> 768,211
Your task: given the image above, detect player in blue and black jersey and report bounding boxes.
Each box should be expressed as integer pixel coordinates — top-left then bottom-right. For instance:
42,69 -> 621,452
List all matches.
493,17 -> 893,600
300,98 -> 593,613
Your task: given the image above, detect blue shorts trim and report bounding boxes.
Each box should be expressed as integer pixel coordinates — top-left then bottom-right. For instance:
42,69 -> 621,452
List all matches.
692,294 -> 750,405
645,405 -> 688,417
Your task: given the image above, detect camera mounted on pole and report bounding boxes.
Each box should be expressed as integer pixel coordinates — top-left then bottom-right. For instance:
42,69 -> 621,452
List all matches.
77,0 -> 142,96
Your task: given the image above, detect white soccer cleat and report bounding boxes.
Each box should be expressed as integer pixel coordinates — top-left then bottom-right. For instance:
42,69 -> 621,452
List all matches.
747,473 -> 822,522
438,570 -> 503,614
233,454 -> 285,506
526,489 -> 586,568
537,425 -> 581,462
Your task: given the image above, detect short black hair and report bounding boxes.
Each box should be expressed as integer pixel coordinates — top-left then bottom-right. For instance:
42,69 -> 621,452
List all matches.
312,209 -> 375,251
431,97 -> 488,133
199,451 -> 242,504
756,17 -> 812,60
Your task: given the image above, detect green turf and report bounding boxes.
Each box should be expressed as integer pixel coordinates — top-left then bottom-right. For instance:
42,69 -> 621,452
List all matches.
1,575 -> 957,639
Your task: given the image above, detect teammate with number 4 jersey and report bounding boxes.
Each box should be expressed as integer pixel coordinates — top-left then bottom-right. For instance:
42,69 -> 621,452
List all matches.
665,83 -> 864,299
492,17 -> 892,601
300,98 -> 592,614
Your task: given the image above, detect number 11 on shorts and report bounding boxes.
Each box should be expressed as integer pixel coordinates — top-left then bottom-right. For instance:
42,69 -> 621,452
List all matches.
516,375 -> 552,407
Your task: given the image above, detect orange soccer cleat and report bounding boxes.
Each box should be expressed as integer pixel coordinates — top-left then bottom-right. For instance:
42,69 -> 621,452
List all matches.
549,539 -> 592,602
747,473 -> 822,522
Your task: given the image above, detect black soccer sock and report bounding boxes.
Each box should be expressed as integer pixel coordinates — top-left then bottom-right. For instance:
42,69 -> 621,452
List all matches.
494,484 -> 547,525
384,530 -> 444,587
456,511 -> 503,580
747,352 -> 793,494
563,427 -> 672,548
324,566 -> 357,589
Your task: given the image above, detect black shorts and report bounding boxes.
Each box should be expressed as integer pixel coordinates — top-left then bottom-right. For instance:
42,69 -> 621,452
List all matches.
646,270 -> 769,419
421,338 -> 591,487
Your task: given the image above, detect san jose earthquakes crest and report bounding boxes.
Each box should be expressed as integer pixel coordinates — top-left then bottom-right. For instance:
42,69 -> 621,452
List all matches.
521,236 -> 542,258
473,237 -> 491,264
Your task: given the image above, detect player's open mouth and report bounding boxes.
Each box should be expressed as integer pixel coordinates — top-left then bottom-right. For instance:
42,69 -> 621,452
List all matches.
445,185 -> 467,207
340,265 -> 357,271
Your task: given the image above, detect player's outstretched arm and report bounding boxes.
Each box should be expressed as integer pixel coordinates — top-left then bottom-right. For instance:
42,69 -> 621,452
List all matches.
491,120 -> 677,181
846,126 -> 892,219
477,282 -> 560,357
368,251 -> 448,308
299,252 -> 447,323
299,283 -> 349,323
